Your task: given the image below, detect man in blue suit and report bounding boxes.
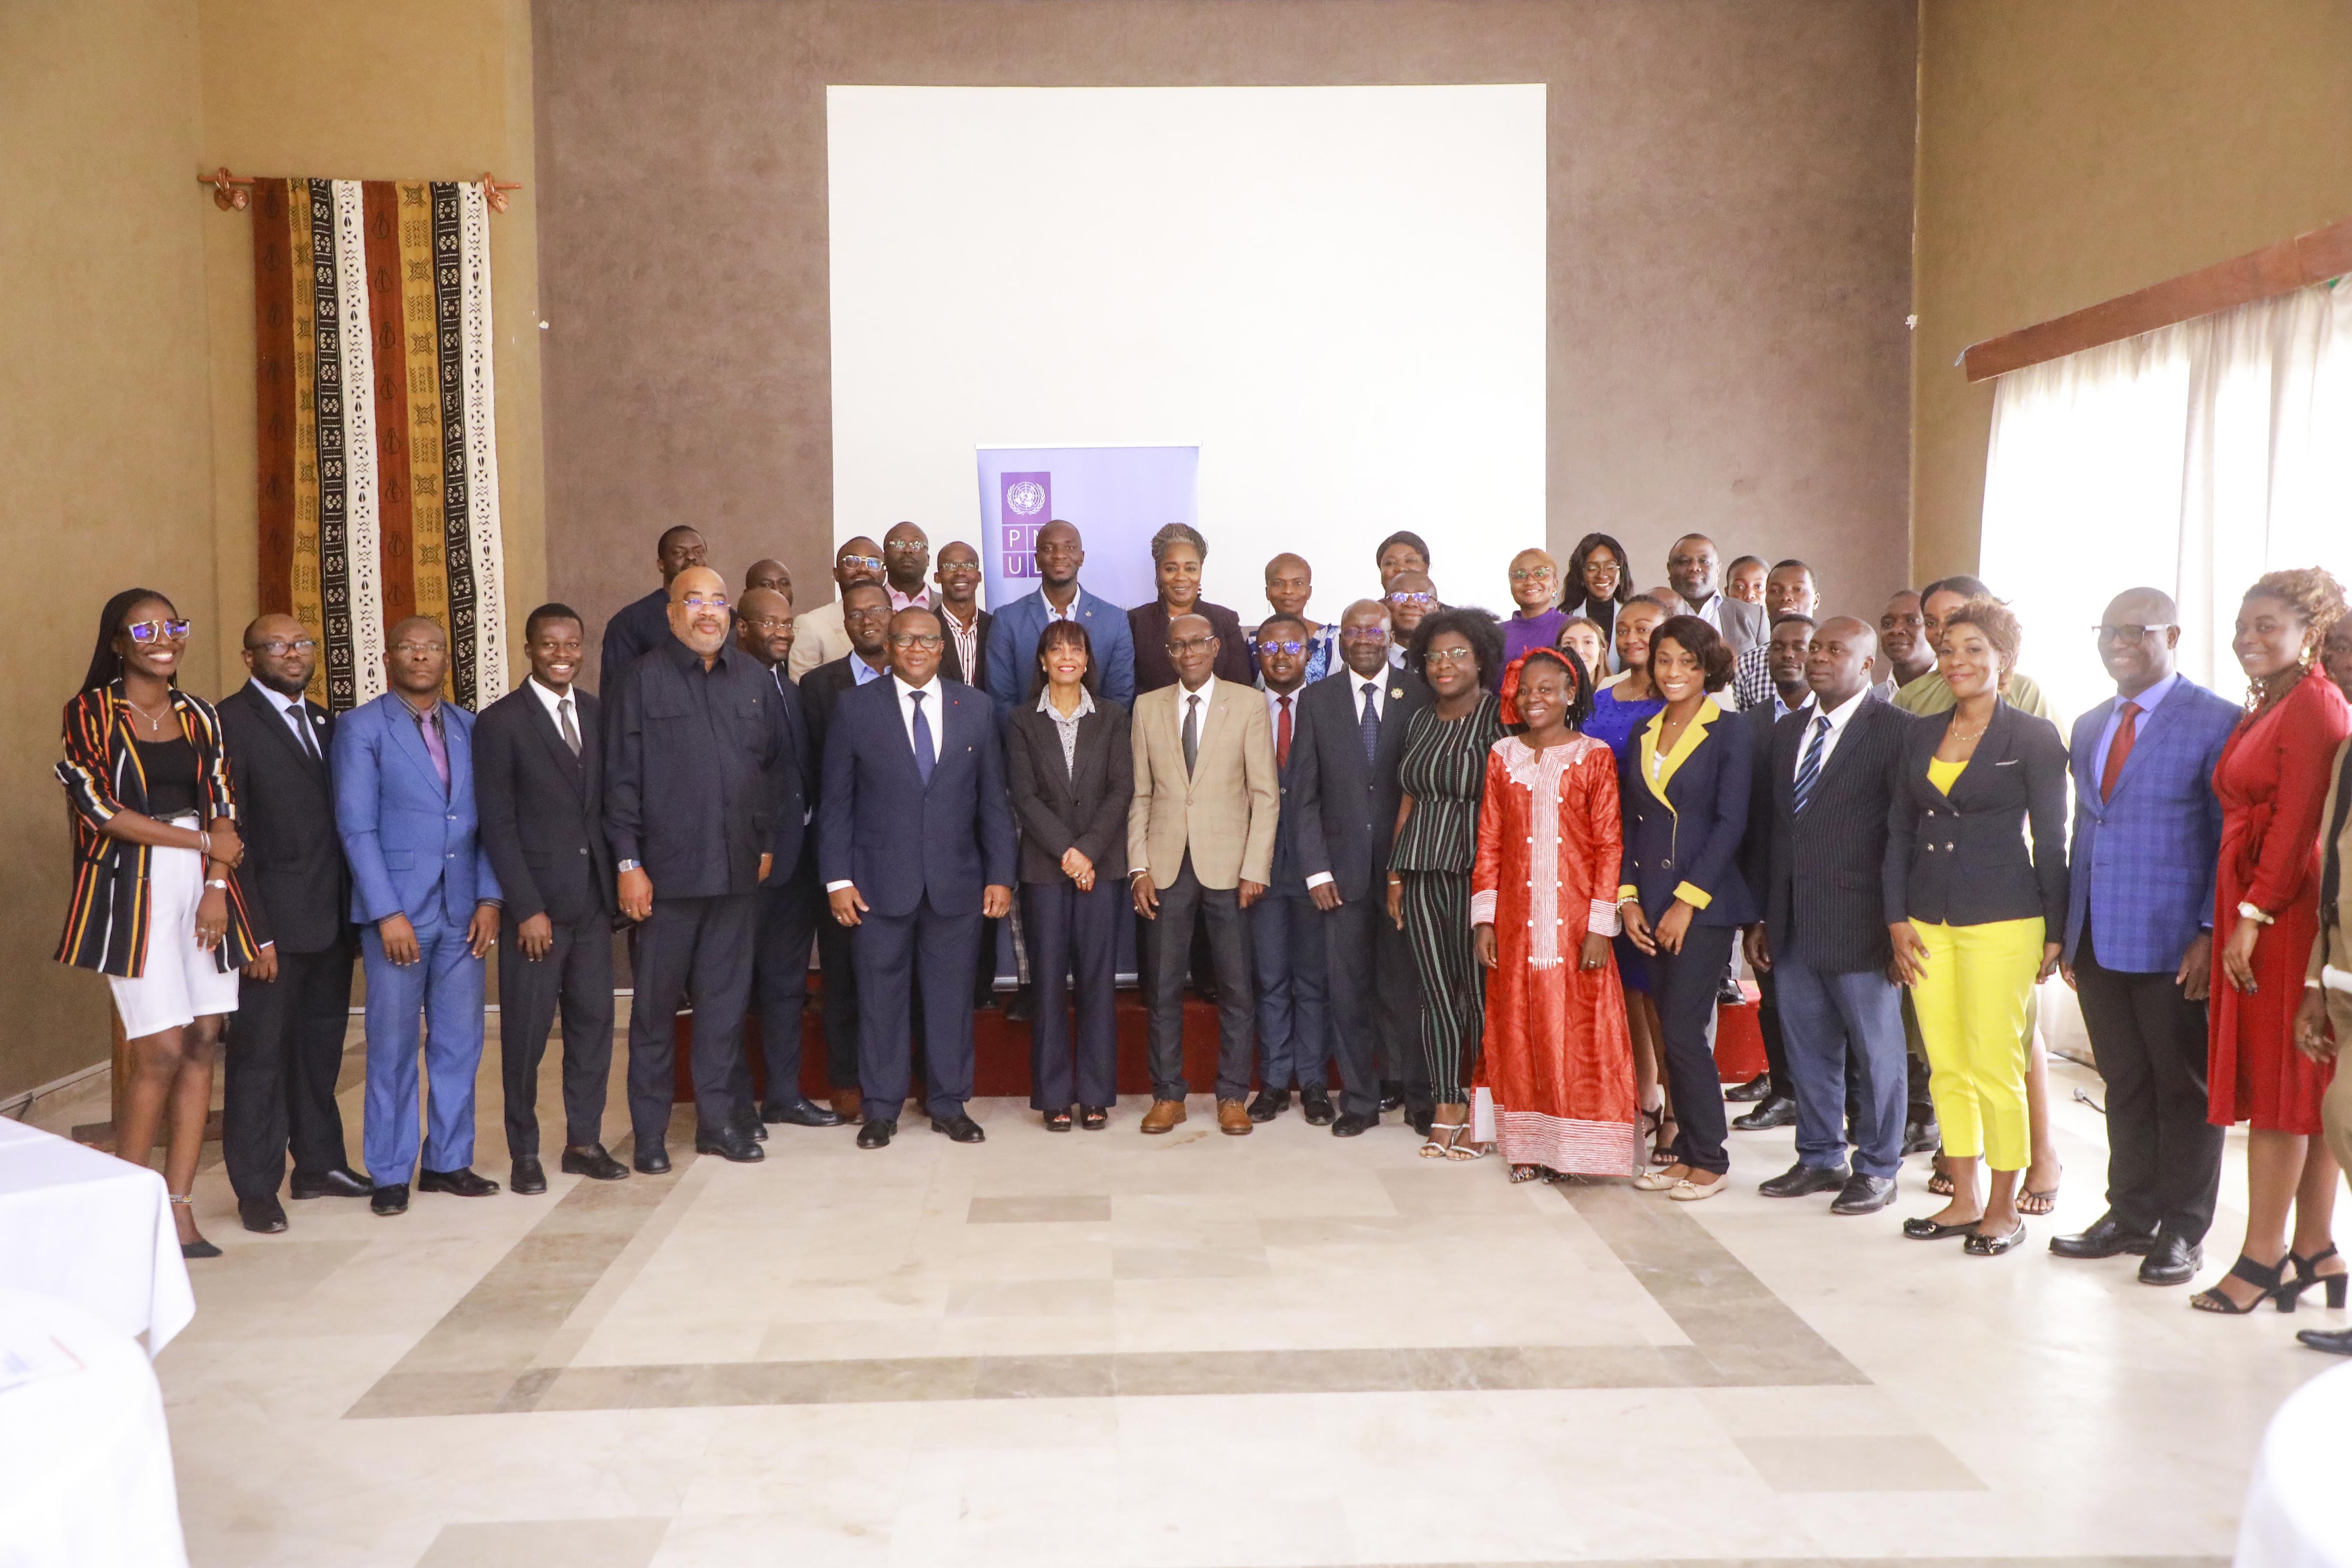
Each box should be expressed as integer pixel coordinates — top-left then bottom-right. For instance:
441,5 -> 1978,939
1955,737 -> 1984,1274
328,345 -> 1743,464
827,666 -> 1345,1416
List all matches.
982,518 -> 1135,725
2054,587 -> 2239,1285
334,616 -> 503,1216
822,606 -> 1017,1148
1245,614 -> 1331,1125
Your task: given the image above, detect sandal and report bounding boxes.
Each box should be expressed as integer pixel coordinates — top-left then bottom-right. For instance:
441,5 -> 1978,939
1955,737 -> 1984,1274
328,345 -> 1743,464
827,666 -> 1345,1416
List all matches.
2288,1246 -> 2350,1310
1418,1122 -> 1461,1160
1079,1106 -> 1108,1132
2191,1253 -> 2293,1315
1649,1119 -> 1680,1167
1043,1108 -> 1073,1133
1445,1133 -> 1490,1164
2017,1163 -> 2062,1216
1926,1170 -> 1956,1198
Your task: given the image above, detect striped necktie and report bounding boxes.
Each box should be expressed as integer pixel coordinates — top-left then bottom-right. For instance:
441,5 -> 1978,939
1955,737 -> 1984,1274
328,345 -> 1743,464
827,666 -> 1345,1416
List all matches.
1792,713 -> 1831,814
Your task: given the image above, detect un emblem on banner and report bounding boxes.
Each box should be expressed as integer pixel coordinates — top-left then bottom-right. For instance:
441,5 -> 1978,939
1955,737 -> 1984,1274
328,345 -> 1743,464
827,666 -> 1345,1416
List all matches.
1005,481 -> 1046,516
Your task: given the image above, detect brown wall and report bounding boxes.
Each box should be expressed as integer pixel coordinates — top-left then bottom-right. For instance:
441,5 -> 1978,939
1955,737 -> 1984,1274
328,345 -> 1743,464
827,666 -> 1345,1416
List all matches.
1912,0 -> 2352,584
535,0 -> 1918,679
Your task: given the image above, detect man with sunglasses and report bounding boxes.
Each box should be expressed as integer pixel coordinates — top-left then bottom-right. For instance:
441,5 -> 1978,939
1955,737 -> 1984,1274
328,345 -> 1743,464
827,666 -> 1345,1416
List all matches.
789,535 -> 891,682
218,615 -> 370,1232
600,525 -> 709,688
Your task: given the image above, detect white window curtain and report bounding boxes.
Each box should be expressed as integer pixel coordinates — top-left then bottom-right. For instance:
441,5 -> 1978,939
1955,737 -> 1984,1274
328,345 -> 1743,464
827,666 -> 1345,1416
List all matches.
1978,278 -> 2352,730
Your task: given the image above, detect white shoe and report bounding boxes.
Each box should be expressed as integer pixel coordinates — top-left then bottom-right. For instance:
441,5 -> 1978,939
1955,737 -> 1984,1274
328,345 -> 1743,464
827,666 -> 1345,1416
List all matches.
1669,1175 -> 1728,1202
1633,1168 -> 1682,1192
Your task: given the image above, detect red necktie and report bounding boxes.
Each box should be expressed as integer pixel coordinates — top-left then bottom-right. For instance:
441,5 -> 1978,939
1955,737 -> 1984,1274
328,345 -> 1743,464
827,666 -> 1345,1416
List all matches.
2100,701 -> 2139,801
1277,695 -> 1293,770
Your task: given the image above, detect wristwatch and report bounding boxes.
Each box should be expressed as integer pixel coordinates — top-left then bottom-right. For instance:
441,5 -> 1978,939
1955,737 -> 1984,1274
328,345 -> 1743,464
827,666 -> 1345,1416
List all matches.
203,877 -> 228,891
2237,901 -> 2275,926
616,858 -> 642,874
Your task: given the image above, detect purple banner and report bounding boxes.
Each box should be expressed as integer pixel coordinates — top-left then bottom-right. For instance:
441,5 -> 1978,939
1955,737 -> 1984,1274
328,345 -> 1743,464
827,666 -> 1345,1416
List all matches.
996,471 -> 1052,581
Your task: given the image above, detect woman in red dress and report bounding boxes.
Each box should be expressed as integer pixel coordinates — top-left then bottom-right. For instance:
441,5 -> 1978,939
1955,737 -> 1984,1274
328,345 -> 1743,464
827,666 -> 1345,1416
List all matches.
2196,568 -> 2352,1314
1469,648 -> 1641,1182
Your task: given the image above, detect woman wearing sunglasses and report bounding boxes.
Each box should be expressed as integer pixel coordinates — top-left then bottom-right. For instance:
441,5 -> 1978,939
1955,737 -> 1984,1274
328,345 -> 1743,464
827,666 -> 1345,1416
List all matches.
55,590 -> 258,1259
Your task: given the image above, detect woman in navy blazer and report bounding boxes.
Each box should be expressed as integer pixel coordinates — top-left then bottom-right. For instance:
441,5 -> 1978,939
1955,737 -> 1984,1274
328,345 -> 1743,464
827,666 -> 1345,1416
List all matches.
1619,615 -> 1758,1200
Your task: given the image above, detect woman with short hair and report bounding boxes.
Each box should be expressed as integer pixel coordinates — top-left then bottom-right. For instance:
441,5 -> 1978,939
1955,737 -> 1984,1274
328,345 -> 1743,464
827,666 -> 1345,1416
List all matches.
1501,547 -> 1567,669
1128,523 -> 1253,692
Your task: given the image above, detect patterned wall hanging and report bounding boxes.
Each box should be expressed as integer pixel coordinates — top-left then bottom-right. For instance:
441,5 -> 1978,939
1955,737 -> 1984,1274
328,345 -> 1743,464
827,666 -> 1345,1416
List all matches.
250,178 -> 507,711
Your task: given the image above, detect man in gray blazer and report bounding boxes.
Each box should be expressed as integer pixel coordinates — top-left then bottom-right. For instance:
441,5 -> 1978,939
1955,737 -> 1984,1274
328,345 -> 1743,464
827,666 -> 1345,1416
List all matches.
1665,533 -> 1767,656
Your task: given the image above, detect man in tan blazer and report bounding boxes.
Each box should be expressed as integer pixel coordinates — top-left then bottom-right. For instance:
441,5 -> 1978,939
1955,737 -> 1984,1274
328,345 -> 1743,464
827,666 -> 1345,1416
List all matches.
2296,733 -> 2352,1356
1130,612 -> 1279,1134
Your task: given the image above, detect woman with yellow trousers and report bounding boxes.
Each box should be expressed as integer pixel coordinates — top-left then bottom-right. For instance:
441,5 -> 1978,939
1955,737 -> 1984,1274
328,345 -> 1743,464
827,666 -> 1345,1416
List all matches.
1887,599 -> 2070,1257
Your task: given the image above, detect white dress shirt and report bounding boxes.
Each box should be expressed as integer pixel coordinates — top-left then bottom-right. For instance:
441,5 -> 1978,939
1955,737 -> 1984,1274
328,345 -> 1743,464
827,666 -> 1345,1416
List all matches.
826,673 -> 947,893
1791,684 -> 1871,784
1301,671 -> 1393,892
247,678 -> 322,758
1682,589 -> 1732,633
1262,682 -> 1307,734
524,673 -> 583,742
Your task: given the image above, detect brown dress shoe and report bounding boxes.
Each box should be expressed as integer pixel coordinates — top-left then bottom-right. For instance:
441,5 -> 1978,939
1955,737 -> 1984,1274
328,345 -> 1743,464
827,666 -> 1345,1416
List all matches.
1140,1099 -> 1188,1134
1217,1099 -> 1253,1136
830,1088 -> 864,1122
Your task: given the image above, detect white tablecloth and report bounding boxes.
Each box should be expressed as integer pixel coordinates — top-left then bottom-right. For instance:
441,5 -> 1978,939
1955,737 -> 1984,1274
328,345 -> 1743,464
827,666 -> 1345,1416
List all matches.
2237,1359 -> 2352,1568
0,1286 -> 188,1567
0,1119 -> 193,1354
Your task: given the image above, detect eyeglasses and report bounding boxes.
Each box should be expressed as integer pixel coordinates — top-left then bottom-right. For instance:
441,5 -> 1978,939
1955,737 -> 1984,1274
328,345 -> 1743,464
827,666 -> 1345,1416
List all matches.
247,636 -> 317,657
1509,567 -> 1555,582
2093,623 -> 2173,643
888,633 -> 943,651
1388,593 -> 1436,610
1167,636 -> 1217,655
394,640 -> 443,655
1584,559 -> 1621,579
838,555 -> 883,573
1338,626 -> 1389,643
883,539 -> 927,554
744,616 -> 793,633
1256,640 -> 1306,656
126,618 -> 191,643
682,594 -> 730,612
1426,646 -> 1477,665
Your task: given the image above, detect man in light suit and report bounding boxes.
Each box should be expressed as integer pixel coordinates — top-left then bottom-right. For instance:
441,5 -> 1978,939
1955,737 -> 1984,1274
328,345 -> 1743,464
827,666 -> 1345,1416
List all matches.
472,604 -> 627,1195
788,536 -> 889,682
1129,611 -> 1279,1136
983,518 -> 1136,724
335,616 -> 503,1216
2053,587 -> 2239,1286
821,606 -> 1016,1149
1292,600 -> 1433,1136
1665,533 -> 1766,656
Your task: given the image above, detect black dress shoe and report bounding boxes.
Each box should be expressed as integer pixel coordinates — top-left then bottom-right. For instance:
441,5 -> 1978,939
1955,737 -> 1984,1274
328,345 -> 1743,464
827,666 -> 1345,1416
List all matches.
762,1096 -> 845,1129
2138,1235 -> 2202,1286
289,1165 -> 373,1200
1717,976 -> 1748,1007
1724,1072 -> 1772,1104
561,1145 -> 630,1181
1964,1220 -> 2028,1257
1003,988 -> 1036,1023
239,1194 -> 288,1234
932,1113 -> 986,1144
418,1167 -> 501,1197
857,1119 -> 897,1150
2295,1325 -> 2352,1355
1406,1100 -> 1436,1139
509,1156 -> 547,1195
740,1115 -> 769,1143
2050,1211 -> 2159,1259
694,1128 -> 766,1163
1899,1119 -> 1942,1157
633,1145 -> 672,1175
1378,1081 -> 1405,1113
1830,1174 -> 1898,1215
1903,1214 -> 1978,1241
1732,1095 -> 1797,1131
1300,1090 -> 1336,1126
1758,1162 -> 1850,1198
1246,1089 -> 1290,1123
371,1183 -> 410,1216
1331,1111 -> 1377,1137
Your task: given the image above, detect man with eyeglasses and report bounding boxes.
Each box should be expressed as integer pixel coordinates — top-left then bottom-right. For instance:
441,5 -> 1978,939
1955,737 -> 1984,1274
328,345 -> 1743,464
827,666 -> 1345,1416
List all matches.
787,535 -> 890,683
600,525 -> 709,688
2051,588 -> 2238,1286
1243,614 -> 1334,1125
218,614 -> 371,1232
820,608 -> 1016,1149
1383,572 -> 1440,669
880,521 -> 937,613
606,566 -> 798,1172
1291,599 -> 1434,1134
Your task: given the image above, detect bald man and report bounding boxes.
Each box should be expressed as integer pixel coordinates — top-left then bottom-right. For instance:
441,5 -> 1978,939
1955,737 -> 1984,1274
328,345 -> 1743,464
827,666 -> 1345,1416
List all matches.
788,535 -> 889,682
745,558 -> 793,600
880,521 -> 936,612
601,525 -> 709,685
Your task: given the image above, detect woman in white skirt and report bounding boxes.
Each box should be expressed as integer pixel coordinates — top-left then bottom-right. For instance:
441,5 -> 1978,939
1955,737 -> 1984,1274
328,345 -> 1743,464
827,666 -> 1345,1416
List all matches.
56,590 -> 258,1258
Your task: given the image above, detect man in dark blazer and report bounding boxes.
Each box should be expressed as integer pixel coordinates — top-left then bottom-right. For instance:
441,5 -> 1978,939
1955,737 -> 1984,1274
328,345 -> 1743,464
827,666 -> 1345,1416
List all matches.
1748,616 -> 1913,1215
599,525 -> 708,688
219,614 -> 369,1234
820,606 -> 1017,1149
800,580 -> 896,1119
473,604 -> 628,1195
1245,614 -> 1331,1125
2053,588 -> 2238,1285
1290,599 -> 1432,1136
731,586 -> 841,1130
1731,612 -> 1816,1134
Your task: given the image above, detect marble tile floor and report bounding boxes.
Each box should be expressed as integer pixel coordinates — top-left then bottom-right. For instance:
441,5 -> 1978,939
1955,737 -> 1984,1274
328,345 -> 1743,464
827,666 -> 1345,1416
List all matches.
27,1008 -> 2343,1567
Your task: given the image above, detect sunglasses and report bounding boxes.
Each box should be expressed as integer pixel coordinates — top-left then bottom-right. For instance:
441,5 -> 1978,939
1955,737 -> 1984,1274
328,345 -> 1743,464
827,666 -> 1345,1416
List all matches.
1388,593 -> 1436,610
1256,640 -> 1306,656
126,618 -> 191,643
838,555 -> 884,573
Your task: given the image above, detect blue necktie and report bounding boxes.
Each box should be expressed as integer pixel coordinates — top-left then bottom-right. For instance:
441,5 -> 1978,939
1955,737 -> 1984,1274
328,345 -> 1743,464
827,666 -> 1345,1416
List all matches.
1359,681 -> 1381,765
909,690 -> 936,785
1792,713 -> 1831,814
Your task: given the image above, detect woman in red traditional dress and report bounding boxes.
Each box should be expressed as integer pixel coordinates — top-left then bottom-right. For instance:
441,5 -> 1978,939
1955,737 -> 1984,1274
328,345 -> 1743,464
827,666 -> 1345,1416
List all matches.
2194,568 -> 2352,1315
1469,647 -> 1641,1182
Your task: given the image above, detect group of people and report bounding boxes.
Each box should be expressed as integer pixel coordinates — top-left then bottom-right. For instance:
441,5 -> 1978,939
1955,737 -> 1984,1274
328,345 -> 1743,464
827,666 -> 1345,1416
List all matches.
52,520 -> 2352,1357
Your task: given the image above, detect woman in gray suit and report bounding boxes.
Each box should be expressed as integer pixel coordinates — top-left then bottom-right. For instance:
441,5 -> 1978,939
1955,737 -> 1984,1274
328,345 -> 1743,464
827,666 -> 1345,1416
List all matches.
1005,620 -> 1133,1130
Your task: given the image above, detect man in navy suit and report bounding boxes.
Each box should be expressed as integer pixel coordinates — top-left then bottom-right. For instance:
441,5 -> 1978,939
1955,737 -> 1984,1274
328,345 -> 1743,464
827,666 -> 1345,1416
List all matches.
1290,599 -> 1432,1135
1244,614 -> 1332,1125
335,616 -> 503,1216
982,518 -> 1136,725
2053,587 -> 2239,1285
821,606 -> 1017,1148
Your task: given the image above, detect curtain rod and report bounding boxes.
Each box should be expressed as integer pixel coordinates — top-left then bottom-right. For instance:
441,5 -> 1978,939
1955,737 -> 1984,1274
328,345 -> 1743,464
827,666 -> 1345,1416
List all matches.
199,167 -> 522,214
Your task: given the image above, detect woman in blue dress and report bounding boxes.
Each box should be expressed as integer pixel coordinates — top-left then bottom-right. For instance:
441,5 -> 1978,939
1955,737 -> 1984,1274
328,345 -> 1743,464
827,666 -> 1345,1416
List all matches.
1584,594 -> 1672,1160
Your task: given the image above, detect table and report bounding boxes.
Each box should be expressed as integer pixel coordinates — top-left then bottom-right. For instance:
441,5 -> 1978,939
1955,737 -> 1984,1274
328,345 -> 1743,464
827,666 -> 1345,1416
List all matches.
0,1286 -> 189,1568
0,1118 -> 193,1354
2237,1359 -> 2352,1568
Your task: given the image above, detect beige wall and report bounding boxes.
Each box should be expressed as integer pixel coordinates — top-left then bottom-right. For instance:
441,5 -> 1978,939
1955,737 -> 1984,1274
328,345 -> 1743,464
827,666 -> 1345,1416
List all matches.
0,0 -> 545,1101
1912,0 -> 2352,585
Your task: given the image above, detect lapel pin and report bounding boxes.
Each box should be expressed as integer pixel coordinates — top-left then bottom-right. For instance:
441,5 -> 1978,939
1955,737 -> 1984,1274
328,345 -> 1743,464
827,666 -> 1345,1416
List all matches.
1390,685 -> 1403,700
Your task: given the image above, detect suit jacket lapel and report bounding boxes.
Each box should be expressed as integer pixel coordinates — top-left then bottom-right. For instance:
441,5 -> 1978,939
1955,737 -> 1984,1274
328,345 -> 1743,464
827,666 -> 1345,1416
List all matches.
2105,682 -> 2186,805
1945,701 -> 2018,806
253,685 -> 326,782
385,697 -> 444,793
527,689 -> 586,796
2073,695 -> 2117,801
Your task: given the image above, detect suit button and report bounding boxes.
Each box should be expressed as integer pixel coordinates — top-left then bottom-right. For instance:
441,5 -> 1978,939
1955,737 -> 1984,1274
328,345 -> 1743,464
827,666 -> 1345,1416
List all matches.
579,847 -> 588,856
1662,858 -> 1673,869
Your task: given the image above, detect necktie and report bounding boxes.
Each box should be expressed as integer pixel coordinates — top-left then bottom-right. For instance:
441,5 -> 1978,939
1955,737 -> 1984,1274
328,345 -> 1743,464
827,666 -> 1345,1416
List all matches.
1182,693 -> 1200,776
1276,694 -> 1293,770
1792,713 -> 1831,814
909,690 -> 936,785
1359,682 -> 1381,765
2100,700 -> 2140,801
558,695 -> 581,756
415,704 -> 450,791
288,701 -> 319,760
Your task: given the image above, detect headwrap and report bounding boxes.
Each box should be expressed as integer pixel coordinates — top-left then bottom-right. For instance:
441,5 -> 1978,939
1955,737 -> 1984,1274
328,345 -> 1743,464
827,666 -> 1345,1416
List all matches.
1498,646 -> 1578,727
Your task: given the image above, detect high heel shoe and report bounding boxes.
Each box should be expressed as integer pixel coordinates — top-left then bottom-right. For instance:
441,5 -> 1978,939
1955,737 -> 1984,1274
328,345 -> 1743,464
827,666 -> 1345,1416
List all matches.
2288,1246 -> 2349,1310
2189,1253 -> 2292,1315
